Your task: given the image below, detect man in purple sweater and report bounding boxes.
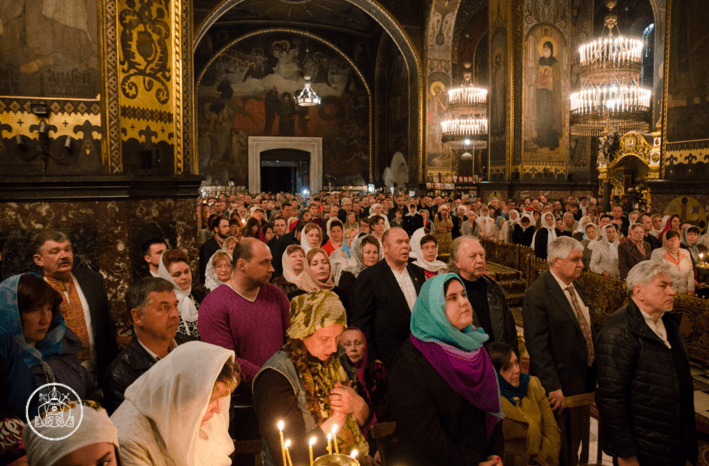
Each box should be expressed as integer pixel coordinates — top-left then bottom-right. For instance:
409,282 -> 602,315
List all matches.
198,237 -> 290,443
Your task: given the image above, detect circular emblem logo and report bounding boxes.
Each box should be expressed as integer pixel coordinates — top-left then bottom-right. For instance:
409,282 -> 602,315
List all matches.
26,383 -> 84,441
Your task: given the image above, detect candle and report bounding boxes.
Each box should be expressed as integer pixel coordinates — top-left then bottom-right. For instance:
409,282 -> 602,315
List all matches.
332,424 -> 340,455
284,440 -> 294,466
309,437 -> 316,466
326,433 -> 333,455
278,421 -> 287,466
351,449 -> 359,459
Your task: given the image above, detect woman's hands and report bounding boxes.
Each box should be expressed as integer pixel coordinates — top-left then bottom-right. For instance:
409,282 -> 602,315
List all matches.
330,382 -> 370,426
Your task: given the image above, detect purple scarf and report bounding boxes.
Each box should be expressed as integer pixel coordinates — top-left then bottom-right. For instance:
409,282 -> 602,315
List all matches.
411,335 -> 502,438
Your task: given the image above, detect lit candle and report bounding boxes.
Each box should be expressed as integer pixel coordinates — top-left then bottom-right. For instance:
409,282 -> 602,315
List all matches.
326,433 -> 332,455
351,449 -> 359,459
309,437 -> 316,466
332,424 -> 340,454
278,421 -> 287,466
284,440 -> 294,466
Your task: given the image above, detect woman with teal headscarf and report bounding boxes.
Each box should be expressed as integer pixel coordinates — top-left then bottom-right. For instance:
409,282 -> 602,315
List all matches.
0,274 -> 93,401
388,273 -> 504,466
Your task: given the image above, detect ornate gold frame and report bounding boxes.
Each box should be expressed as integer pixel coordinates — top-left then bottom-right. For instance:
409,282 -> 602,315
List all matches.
194,28 -> 373,180
598,131 -> 661,183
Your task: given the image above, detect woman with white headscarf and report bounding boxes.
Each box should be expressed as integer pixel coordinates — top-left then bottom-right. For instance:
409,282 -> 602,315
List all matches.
410,228 -> 448,279
532,212 -> 559,259
300,223 -> 323,255
499,209 -> 520,244
512,213 -> 535,247
581,222 -> 600,270
590,224 -> 621,278
24,400 -> 120,466
158,249 -> 205,342
339,234 -> 382,322
195,250 -> 232,297
111,341 -> 239,466
272,245 -> 307,297
476,206 -> 497,241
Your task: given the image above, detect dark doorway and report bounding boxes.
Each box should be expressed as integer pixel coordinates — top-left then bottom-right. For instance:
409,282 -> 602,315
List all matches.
261,166 -> 296,193
260,149 -> 310,193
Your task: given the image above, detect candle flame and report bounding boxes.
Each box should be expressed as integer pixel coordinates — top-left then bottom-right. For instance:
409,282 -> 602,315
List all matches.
278,420 -> 284,431
351,449 -> 358,459
309,437 -> 317,446
332,424 -> 338,435
327,433 -> 332,440
285,439 -> 291,449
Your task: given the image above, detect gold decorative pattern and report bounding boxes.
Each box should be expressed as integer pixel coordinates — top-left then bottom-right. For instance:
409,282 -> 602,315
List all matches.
172,0 -> 183,173
598,131 -> 660,183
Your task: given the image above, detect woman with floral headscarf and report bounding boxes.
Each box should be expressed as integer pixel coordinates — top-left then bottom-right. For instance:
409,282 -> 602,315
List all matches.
388,273 -> 504,466
253,290 -> 371,466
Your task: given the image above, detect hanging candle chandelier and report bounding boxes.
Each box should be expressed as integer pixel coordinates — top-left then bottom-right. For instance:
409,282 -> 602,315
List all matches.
295,75 -> 321,107
569,0 -> 651,137
441,63 -> 488,145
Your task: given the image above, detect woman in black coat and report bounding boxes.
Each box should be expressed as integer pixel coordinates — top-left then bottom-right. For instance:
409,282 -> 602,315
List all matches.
388,273 -> 504,466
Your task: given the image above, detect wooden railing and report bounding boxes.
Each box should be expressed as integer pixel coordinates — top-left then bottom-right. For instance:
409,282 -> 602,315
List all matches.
480,240 -> 709,367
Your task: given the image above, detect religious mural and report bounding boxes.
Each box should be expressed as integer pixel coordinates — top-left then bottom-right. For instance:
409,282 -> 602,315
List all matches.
197,33 -> 370,187
426,78 -> 452,170
523,24 -> 568,164
488,0 -> 507,178
0,0 -> 99,98
667,0 -> 709,143
382,39 -> 409,170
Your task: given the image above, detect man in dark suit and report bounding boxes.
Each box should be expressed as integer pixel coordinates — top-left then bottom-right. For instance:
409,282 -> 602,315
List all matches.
199,214 -> 229,284
31,229 -> 118,386
103,277 -> 178,414
352,227 -> 425,369
523,236 -> 596,465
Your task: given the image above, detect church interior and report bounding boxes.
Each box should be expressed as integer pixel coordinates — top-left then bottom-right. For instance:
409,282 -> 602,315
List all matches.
2,0 -> 709,463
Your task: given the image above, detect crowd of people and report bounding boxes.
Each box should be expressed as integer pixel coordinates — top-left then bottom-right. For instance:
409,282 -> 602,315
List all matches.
1,189 -> 704,466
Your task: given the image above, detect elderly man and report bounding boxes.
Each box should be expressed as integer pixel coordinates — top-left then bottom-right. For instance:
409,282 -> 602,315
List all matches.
103,277 -> 179,414
352,228 -> 426,368
618,223 -> 652,279
447,236 -> 518,349
596,261 -> 697,466
32,229 -> 117,385
523,236 -> 596,464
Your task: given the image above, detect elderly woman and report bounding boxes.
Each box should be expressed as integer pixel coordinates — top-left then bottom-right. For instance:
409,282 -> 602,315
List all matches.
195,250 -> 232,299
581,223 -> 599,270
24,400 -> 120,466
488,342 -> 560,466
253,291 -> 371,466
388,273 -> 504,466
590,224 -> 620,278
112,342 -> 239,466
651,229 -> 695,295
0,274 -> 93,402
369,203 -> 391,230
410,229 -> 448,279
477,206 -> 497,241
433,204 -> 454,254
339,235 -> 382,322
158,249 -> 205,341
499,209 -> 520,244
301,223 -> 323,255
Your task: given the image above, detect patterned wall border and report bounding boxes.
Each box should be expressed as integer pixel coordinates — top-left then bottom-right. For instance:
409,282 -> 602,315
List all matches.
102,0 -> 121,173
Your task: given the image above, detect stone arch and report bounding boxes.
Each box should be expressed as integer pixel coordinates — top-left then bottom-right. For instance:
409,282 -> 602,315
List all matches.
193,0 -> 424,182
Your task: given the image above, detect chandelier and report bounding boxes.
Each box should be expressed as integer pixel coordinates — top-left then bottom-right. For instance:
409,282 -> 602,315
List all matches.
441,64 -> 488,145
295,75 -> 320,107
569,0 -> 651,137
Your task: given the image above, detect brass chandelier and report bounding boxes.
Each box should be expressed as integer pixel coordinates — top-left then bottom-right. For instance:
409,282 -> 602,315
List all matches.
569,0 -> 651,137
441,64 -> 488,146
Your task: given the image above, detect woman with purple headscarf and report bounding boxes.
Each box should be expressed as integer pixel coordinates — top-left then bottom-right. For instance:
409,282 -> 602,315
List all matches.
387,273 -> 504,466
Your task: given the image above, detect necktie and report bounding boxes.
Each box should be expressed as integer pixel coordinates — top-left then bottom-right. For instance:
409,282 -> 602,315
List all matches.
566,285 -> 594,367
45,276 -> 91,362
635,241 -> 646,257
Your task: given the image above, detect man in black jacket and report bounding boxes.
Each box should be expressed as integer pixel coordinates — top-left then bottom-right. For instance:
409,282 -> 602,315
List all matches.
448,236 -> 518,351
199,215 -> 229,284
596,261 -> 697,466
352,228 -> 426,368
102,277 -> 179,414
270,220 -> 306,278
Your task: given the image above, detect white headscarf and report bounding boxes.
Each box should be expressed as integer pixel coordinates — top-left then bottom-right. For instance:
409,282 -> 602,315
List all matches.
519,212 -> 535,231
369,203 -> 391,230
410,228 -> 448,274
158,251 -> 199,335
599,224 -> 620,260
300,224 -> 322,255
532,212 -> 558,248
205,250 -> 232,292
25,401 -> 119,466
577,215 -> 592,234
282,245 -> 307,289
508,209 -> 520,226
115,342 -> 234,466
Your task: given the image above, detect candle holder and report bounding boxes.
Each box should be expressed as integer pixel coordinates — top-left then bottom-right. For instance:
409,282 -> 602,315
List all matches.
313,454 -> 361,466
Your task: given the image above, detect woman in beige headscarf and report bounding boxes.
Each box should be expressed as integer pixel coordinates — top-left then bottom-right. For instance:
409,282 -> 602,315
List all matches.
111,341 -> 240,466
253,290 -> 371,466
